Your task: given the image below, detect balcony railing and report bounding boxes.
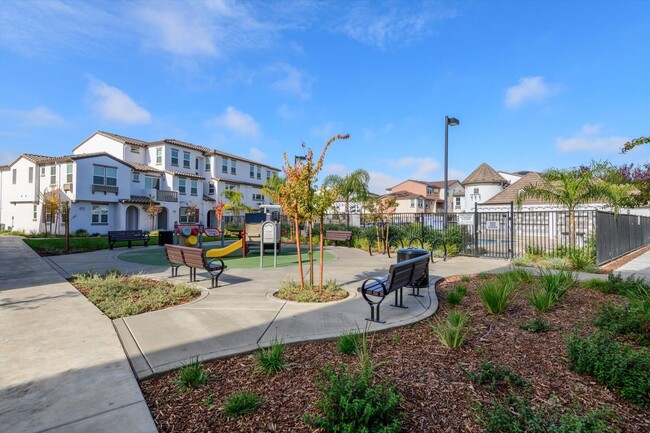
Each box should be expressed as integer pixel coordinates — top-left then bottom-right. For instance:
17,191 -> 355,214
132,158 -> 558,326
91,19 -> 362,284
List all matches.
157,189 -> 178,202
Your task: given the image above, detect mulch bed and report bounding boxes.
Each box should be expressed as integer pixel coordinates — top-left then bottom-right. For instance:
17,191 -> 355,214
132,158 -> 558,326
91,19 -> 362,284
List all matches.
140,274 -> 649,433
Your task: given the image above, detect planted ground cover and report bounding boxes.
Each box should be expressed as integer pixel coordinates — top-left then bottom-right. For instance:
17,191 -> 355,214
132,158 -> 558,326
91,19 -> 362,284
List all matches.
71,269 -> 201,319
140,271 -> 649,432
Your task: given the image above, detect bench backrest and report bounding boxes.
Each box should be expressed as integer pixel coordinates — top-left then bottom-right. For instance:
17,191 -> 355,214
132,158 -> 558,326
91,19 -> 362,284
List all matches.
385,254 -> 429,291
325,230 -> 352,240
181,246 -> 207,269
164,244 -> 185,264
109,230 -> 144,238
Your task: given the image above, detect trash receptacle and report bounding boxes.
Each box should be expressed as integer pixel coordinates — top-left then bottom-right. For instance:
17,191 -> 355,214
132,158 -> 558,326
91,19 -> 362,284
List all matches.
158,230 -> 174,246
396,248 -> 429,291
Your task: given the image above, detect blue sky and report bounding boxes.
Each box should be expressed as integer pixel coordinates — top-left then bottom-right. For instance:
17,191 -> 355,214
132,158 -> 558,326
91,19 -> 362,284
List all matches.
1,0 -> 649,194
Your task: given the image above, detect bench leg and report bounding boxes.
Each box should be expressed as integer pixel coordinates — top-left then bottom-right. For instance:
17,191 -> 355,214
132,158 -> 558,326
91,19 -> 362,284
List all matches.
361,293 -> 386,324
391,287 -> 408,309
127,241 -> 132,248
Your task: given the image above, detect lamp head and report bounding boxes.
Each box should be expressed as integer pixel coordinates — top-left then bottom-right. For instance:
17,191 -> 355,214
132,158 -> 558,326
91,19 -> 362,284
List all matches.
447,117 -> 460,126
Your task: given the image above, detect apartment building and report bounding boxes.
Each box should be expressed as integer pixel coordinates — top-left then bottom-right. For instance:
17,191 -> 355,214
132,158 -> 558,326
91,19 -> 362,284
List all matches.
385,179 -> 462,213
0,131 -> 280,234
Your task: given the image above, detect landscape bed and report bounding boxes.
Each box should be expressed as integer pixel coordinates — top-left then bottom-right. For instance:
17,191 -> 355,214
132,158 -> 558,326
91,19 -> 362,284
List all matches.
139,272 -> 649,433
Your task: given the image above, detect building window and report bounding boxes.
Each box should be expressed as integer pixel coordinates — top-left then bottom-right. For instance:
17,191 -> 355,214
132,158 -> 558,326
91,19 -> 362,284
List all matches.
230,159 -> 236,175
256,166 -> 261,180
12,168 -> 16,184
426,186 -> 433,195
179,207 -> 198,223
66,164 -> 73,183
91,204 -> 108,224
130,146 -> 140,153
266,170 -> 271,180
45,206 -> 54,223
156,147 -> 162,165
417,198 -> 424,208
208,183 -> 215,195
222,157 -> 228,174
144,176 -> 159,190
179,178 -> 186,195
250,163 -> 255,178
252,193 -> 264,201
225,184 -> 236,191
410,199 -> 415,208
473,188 -> 479,194
40,167 -> 45,177
183,152 -> 191,168
455,197 -> 461,208
205,157 -> 211,171
28,167 -> 34,183
132,173 -> 140,182
33,204 -> 38,221
171,149 -> 179,166
93,166 -> 117,186
190,180 -> 198,196
50,166 -> 56,185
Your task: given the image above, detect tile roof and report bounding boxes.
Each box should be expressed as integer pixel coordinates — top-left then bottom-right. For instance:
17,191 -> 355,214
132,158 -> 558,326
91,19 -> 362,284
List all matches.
462,163 -> 507,185
152,138 -> 213,154
384,190 -> 424,200
212,177 -> 266,188
165,170 -> 205,180
120,195 -> 158,205
483,172 -> 547,205
129,162 -> 164,173
96,131 -> 148,147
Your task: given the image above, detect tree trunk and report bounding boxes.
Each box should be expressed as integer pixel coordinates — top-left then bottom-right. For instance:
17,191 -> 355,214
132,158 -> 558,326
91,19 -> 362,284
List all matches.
569,209 -> 576,249
293,213 -> 304,289
308,221 -> 314,286
319,216 -> 324,289
384,221 -> 390,253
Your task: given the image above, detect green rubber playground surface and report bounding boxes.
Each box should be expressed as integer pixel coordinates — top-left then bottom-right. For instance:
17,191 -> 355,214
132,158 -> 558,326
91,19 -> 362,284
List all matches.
117,242 -> 335,269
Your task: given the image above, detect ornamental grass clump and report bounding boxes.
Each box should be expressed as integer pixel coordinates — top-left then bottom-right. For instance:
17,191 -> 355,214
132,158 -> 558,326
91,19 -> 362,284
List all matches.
337,331 -> 360,355
478,280 -> 515,314
446,284 -> 467,306
223,391 -> 262,417
255,339 -> 289,376
431,311 -> 469,348
175,358 -> 209,391
529,268 -> 576,311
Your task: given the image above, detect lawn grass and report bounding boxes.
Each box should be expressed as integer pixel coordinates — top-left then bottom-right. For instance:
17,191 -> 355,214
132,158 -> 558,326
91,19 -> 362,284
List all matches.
71,270 -> 201,318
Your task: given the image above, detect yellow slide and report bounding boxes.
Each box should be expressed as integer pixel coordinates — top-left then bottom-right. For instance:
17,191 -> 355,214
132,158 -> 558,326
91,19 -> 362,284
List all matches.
205,239 -> 244,258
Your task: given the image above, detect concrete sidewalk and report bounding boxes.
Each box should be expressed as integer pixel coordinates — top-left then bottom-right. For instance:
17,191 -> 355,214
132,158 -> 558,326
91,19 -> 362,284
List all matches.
47,244 -> 512,380
0,236 -> 157,433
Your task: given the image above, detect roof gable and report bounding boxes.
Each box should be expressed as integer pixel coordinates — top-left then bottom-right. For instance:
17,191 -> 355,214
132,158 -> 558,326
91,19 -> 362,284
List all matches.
483,172 -> 546,205
462,163 -> 507,185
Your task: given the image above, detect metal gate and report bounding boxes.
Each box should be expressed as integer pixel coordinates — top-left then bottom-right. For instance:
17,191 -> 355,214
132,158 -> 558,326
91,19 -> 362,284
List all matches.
472,204 -> 514,259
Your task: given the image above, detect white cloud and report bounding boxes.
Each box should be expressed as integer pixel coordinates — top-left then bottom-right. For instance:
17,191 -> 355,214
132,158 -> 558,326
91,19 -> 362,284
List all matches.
505,76 -> 555,108
368,171 -> 400,194
269,63 -> 314,100
556,124 -> 629,153
392,156 -> 440,180
249,147 -> 266,162
88,78 -> 151,124
209,106 -> 260,138
448,169 -> 466,183
336,2 -> 457,50
323,163 -> 349,177
310,122 -> 338,140
0,107 -> 65,127
276,103 -> 300,120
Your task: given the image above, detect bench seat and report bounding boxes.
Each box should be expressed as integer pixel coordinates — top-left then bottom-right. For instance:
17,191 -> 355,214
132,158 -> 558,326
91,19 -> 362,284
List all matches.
324,230 -> 352,247
108,230 -> 150,250
164,244 -> 227,288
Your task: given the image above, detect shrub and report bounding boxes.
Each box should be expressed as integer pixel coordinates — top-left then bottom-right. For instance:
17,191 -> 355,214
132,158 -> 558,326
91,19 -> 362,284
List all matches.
223,391 -> 262,417
337,331 -> 359,355
525,244 -> 545,257
431,311 -> 469,348
593,301 -> 650,346
528,287 -> 555,312
566,333 -> 650,406
473,393 -> 615,433
455,284 -> 468,296
464,360 -> 530,391
460,275 -> 471,282
304,363 -> 403,433
581,278 -> 610,293
512,255 -> 535,267
520,317 -> 550,333
74,228 -> 89,237
175,358 -> 209,391
605,273 -> 649,300
478,280 -> 515,314
537,256 -> 572,270
255,340 -> 289,375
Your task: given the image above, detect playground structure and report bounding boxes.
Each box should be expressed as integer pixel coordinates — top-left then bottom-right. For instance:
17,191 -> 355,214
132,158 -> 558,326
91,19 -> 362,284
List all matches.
174,222 -> 205,247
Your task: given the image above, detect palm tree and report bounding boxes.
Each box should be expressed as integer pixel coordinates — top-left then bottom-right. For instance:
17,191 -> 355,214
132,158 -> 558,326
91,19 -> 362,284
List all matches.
323,169 -> 370,226
220,189 -> 251,225
516,167 -> 608,247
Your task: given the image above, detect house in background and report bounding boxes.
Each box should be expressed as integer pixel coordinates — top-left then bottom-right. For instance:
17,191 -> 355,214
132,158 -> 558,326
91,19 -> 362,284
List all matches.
0,131 -> 280,234
461,162 -> 513,211
385,179 -> 460,213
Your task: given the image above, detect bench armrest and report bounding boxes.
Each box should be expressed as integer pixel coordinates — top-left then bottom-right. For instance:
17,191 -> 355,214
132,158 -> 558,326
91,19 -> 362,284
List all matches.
361,277 -> 388,297
207,257 -> 226,269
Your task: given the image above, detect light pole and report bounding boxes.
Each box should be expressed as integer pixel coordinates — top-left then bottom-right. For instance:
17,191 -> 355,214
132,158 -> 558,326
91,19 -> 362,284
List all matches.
444,116 -> 460,229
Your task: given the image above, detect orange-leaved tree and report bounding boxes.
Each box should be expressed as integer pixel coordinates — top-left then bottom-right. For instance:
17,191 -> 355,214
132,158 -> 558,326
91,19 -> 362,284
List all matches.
276,134 -> 349,290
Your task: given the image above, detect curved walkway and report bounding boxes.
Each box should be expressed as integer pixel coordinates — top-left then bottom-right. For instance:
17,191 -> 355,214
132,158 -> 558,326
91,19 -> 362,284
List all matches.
46,243 -> 511,380
0,236 -> 157,433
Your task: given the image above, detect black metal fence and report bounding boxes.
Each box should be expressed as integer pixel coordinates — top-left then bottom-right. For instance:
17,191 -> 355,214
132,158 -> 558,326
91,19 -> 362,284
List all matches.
596,211 -> 650,265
